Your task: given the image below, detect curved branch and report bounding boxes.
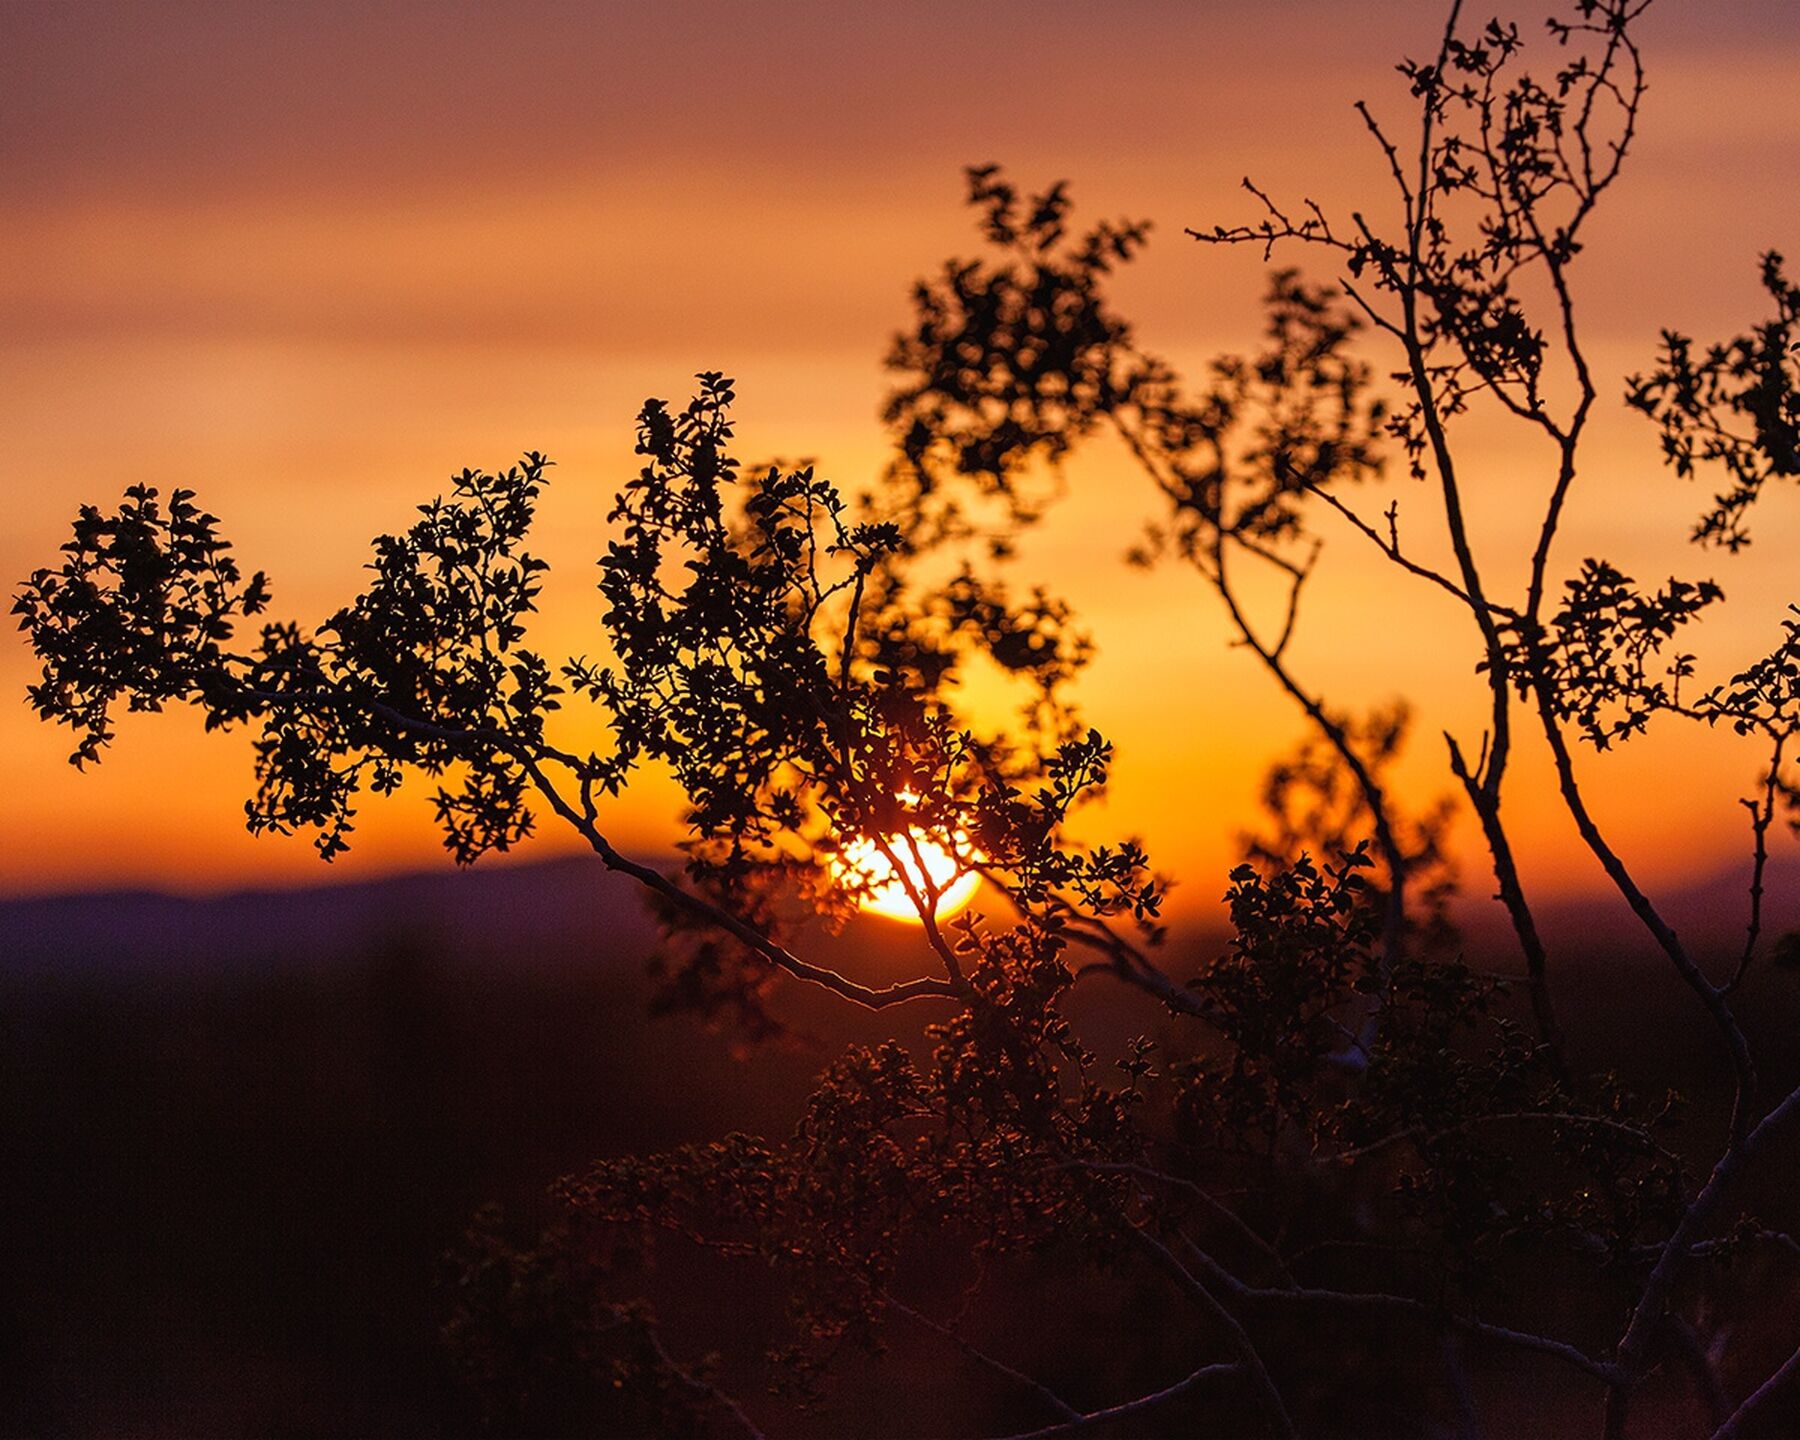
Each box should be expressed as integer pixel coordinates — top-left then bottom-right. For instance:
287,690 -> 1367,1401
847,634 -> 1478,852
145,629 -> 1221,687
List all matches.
978,870 -> 1229,1030
1303,484 -> 1493,616
881,1292 -> 1080,1423
235,680 -> 961,1012
1048,1159 -> 1297,1287
1617,1082 -> 1800,1394
1172,1233 -> 1623,1387
522,757 -> 961,1011
1729,731 -> 1789,993
988,1362 -> 1240,1440
1712,1340 -> 1800,1440
1327,1109 -> 1680,1169
1118,1220 -> 1298,1439
1528,688 -> 1757,1142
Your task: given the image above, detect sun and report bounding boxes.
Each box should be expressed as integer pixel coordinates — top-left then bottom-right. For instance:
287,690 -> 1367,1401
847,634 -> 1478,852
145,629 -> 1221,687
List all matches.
835,827 -> 982,923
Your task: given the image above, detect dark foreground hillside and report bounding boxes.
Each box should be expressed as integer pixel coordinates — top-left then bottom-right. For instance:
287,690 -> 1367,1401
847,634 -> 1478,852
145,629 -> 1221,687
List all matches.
3,858 -> 1032,1436
2,859 -> 805,1434
3,856 -> 1798,1436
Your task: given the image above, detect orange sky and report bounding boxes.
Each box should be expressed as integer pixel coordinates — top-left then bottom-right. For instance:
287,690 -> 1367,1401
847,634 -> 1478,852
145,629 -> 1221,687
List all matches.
3,1 -> 1796,914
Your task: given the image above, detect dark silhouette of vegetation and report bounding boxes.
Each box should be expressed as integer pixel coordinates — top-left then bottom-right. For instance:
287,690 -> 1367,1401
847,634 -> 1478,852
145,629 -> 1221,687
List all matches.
16,1 -> 1800,1434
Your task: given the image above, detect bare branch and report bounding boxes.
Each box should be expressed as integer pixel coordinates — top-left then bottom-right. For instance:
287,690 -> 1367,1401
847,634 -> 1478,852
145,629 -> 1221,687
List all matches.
1118,1220 -> 1298,1439
882,1292 -> 1081,1423
1529,695 -> 1757,1142
523,759 -> 961,1011
1326,1109 -> 1679,1169
988,1362 -> 1240,1440
1618,1081 -> 1800,1395
1729,732 -> 1788,992
1049,1160 -> 1297,1286
1712,1339 -> 1800,1440
1173,1233 -> 1624,1387
1304,485 -> 1491,615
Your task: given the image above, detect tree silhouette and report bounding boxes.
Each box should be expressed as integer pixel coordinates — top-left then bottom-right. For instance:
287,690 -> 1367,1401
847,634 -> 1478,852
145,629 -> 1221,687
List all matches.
16,1 -> 1800,1435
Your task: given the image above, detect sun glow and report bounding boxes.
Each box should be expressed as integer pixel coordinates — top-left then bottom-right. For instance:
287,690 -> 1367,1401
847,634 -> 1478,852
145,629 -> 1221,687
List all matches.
835,828 -> 982,923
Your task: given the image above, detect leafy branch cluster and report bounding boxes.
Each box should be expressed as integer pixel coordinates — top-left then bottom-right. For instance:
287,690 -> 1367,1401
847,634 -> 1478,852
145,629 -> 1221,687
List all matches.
1629,253 -> 1800,551
1501,560 -> 1723,750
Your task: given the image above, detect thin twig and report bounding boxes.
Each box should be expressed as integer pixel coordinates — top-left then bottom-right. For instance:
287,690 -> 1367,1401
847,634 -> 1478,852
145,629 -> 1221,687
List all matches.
1118,1221 -> 1298,1439
1729,732 -> 1788,993
988,1362 -> 1240,1440
1328,1110 -> 1679,1169
1172,1233 -> 1624,1387
882,1293 -> 1080,1422
1049,1160 -> 1297,1286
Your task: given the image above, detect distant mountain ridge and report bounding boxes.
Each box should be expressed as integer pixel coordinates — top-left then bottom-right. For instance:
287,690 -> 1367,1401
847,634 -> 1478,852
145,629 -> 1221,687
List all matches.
2,849 -> 1793,978
0,853 -> 655,977
1455,854 -> 1800,962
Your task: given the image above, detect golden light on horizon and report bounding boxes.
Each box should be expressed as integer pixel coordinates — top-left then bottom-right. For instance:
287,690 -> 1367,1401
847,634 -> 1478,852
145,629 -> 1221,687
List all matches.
835,826 -> 982,924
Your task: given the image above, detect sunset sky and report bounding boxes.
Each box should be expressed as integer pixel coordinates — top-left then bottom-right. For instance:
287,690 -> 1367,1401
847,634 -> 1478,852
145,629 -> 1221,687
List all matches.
3,0 -> 1796,915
